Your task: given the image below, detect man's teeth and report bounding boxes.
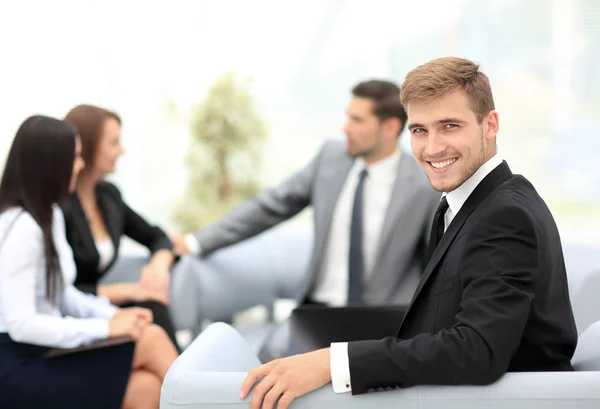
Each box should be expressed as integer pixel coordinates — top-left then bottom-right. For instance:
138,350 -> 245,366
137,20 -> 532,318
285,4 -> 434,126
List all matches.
431,159 -> 457,169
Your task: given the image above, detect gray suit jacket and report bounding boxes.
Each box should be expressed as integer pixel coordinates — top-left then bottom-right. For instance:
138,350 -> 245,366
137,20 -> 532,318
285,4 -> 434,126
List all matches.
193,139 -> 441,304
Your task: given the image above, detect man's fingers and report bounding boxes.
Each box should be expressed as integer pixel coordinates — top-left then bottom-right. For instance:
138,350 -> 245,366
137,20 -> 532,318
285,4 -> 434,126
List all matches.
240,371 -> 259,400
277,392 -> 296,409
249,375 -> 276,409
240,364 -> 270,400
261,381 -> 285,409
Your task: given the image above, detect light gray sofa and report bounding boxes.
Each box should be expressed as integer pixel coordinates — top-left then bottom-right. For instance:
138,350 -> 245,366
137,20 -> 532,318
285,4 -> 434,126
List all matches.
561,243 -> 600,334
160,238 -> 600,409
168,231 -> 313,347
168,236 -> 600,337
160,320 -> 600,409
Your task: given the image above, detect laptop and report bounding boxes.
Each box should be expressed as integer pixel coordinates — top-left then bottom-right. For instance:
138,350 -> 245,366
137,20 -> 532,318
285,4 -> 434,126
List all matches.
288,305 -> 407,355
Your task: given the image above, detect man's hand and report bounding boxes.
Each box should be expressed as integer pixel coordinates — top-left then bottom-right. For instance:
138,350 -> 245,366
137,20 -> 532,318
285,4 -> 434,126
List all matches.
170,235 -> 189,256
240,348 -> 332,409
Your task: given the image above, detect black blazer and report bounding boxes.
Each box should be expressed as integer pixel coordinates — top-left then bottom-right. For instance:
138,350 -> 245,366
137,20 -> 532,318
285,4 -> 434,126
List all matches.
348,161 -> 577,394
59,182 -> 173,294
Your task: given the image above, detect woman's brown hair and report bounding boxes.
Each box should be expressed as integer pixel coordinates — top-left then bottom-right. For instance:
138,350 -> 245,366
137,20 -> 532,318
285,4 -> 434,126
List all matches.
64,104 -> 121,168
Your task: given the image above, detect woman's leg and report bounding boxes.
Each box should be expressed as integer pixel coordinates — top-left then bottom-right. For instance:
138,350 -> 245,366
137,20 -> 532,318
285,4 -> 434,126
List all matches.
132,323 -> 179,381
122,369 -> 161,409
126,300 -> 181,352
103,256 -> 182,352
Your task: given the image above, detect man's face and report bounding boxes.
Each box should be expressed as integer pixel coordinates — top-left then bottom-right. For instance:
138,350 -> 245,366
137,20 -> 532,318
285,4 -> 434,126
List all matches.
342,96 -> 384,158
408,90 -> 498,193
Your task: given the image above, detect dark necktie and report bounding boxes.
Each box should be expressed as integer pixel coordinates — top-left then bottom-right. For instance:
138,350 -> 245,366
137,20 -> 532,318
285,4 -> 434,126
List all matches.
348,169 -> 368,305
426,196 -> 449,263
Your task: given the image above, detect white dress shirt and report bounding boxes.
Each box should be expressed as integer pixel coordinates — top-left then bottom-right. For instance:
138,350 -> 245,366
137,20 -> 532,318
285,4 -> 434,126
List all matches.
330,153 -> 504,393
443,154 -> 503,230
0,206 -> 117,348
183,150 -> 402,278
310,148 -> 401,306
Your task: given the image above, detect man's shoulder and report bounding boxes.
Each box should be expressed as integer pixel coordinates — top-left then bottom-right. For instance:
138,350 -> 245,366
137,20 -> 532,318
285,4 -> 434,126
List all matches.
475,174 -> 551,228
318,138 -> 348,159
491,174 -> 541,207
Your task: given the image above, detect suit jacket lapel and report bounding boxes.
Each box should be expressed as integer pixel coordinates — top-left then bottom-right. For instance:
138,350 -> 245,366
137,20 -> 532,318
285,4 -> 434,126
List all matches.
406,161 -> 514,308
70,193 -> 97,256
310,156 -> 354,278
97,188 -> 120,251
373,154 -> 418,268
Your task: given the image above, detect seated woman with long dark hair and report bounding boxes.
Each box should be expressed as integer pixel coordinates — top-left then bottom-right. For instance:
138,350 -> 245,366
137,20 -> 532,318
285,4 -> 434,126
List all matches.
0,116 -> 178,409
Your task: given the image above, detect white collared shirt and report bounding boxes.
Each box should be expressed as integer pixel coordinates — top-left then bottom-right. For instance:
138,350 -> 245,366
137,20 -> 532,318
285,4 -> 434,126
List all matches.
330,153 -> 504,393
443,154 -> 503,230
0,206 -> 117,348
310,148 -> 401,306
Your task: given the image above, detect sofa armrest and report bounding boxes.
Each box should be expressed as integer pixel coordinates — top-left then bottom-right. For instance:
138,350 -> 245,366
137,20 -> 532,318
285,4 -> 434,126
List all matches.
161,323 -> 600,409
170,232 -> 312,328
162,370 -> 600,409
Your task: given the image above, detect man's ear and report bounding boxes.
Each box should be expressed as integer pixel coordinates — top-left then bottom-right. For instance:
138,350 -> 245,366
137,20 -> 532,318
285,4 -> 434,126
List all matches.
485,110 -> 499,140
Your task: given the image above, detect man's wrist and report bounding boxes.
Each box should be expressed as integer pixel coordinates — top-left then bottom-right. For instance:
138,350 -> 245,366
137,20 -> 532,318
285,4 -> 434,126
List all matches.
330,342 -> 352,393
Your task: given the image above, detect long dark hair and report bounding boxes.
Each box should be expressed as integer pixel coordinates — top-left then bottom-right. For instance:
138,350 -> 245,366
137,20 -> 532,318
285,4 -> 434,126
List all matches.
0,115 -> 77,301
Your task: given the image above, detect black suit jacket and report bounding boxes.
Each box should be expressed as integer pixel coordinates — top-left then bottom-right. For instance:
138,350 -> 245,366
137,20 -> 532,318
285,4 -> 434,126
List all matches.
348,161 -> 577,394
59,182 -> 173,294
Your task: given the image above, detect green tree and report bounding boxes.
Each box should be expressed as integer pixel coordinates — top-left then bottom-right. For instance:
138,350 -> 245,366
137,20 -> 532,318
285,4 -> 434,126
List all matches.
173,73 -> 267,231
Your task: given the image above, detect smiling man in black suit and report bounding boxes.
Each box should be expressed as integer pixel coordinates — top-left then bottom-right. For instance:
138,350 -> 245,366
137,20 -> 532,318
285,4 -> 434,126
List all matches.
239,57 -> 578,409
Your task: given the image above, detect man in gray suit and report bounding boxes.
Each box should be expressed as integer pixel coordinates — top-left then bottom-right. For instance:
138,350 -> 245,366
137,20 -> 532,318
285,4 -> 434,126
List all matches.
173,80 -> 440,354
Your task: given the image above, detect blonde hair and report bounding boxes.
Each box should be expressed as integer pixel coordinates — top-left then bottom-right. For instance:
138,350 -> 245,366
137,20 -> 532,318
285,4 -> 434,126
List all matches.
399,57 -> 495,123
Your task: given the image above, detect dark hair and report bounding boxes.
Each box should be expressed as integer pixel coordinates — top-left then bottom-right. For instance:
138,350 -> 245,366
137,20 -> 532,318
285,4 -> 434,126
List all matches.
352,80 -> 407,134
64,104 -> 121,168
0,115 -> 77,301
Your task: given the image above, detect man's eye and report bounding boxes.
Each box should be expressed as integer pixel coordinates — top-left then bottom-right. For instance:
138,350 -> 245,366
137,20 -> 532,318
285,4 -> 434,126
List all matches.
445,124 -> 458,129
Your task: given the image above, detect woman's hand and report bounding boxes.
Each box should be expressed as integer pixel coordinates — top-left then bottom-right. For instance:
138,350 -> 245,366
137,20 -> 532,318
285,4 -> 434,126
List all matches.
109,307 -> 153,339
140,264 -> 170,305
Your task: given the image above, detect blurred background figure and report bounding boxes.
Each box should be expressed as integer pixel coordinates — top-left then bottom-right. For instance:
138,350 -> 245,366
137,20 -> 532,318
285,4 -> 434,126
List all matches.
0,115 -> 178,409
60,105 -> 180,350
172,79 -> 441,361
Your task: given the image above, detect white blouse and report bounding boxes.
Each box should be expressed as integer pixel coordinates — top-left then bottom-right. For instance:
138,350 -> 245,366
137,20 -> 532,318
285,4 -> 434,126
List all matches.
0,206 -> 117,348
95,238 -> 115,272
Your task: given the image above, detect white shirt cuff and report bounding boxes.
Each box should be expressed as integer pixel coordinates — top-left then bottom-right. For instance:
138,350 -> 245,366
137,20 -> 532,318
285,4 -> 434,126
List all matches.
184,234 -> 202,256
96,295 -> 118,319
88,318 -> 112,343
330,342 -> 352,393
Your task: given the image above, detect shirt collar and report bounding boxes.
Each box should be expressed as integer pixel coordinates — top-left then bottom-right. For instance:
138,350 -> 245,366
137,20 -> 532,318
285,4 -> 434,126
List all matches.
444,154 -> 503,216
356,147 -> 402,182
